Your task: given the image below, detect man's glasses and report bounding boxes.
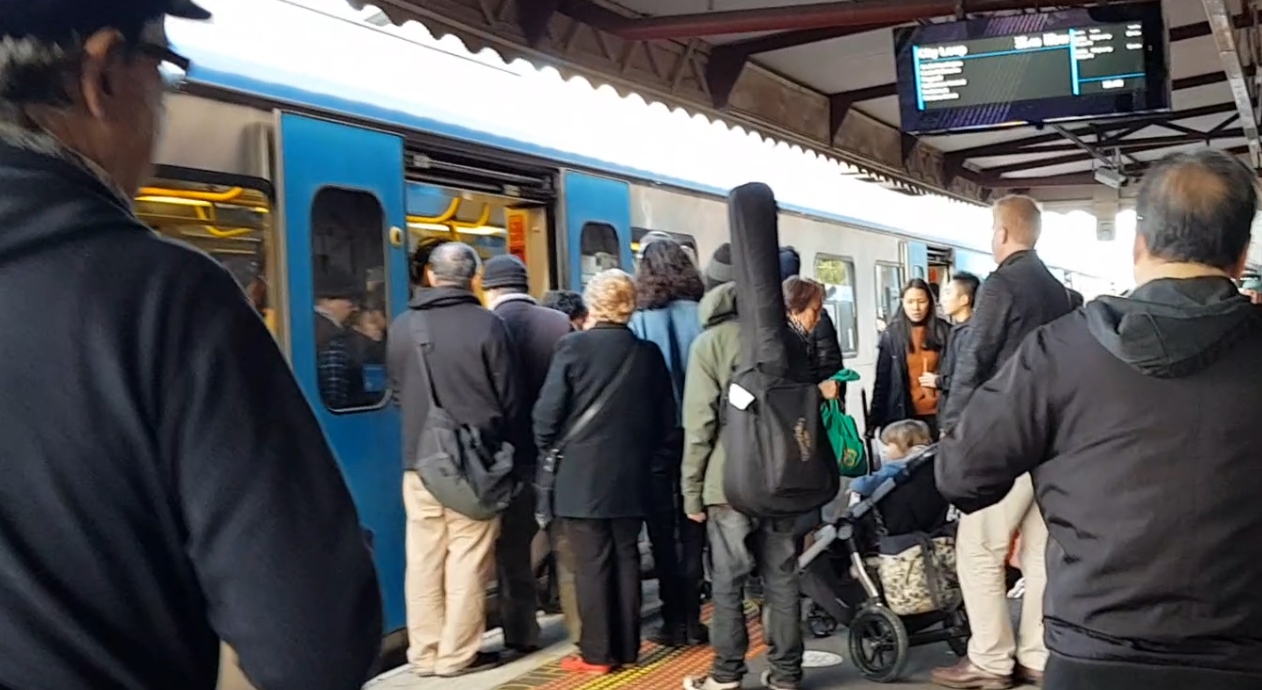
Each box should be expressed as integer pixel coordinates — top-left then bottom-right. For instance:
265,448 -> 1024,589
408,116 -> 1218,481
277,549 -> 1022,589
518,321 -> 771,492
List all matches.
136,42 -> 191,91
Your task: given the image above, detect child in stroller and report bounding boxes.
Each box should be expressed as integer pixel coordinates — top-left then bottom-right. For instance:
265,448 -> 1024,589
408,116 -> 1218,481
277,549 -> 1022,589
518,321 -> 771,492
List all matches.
797,427 -> 970,683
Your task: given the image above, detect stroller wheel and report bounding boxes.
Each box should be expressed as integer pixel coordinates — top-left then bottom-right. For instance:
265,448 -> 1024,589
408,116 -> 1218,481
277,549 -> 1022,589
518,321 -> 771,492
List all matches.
848,606 -> 910,683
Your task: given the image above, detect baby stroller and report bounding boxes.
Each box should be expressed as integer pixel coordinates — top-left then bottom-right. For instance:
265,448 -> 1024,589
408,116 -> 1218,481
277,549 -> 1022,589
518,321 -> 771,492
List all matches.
797,444 -> 970,682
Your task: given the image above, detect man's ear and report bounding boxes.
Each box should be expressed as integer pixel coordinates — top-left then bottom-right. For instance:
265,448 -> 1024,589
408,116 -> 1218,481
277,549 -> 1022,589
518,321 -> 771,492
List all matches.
79,29 -> 126,119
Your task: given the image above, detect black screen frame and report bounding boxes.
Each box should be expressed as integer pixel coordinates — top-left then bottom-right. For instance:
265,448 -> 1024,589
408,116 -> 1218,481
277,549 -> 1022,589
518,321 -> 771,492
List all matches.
894,1 -> 1170,135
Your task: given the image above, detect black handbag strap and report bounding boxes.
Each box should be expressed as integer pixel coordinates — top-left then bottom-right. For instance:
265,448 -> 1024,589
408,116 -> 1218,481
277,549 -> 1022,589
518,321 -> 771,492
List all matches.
552,344 -> 639,454
408,310 -> 444,412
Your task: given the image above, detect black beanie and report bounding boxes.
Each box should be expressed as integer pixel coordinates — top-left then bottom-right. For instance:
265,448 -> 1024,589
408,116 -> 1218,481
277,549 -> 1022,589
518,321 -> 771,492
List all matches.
705,243 -> 733,289
481,254 -> 530,290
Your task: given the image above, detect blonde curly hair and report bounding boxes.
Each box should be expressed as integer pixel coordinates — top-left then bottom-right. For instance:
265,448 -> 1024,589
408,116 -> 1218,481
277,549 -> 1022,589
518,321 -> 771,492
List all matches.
583,269 -> 637,325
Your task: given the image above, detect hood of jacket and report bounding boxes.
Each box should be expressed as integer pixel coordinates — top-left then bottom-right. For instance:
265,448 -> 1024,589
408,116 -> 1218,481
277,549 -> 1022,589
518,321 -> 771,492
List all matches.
1085,276 -> 1260,378
699,283 -> 737,328
0,140 -> 142,261
410,285 -> 483,310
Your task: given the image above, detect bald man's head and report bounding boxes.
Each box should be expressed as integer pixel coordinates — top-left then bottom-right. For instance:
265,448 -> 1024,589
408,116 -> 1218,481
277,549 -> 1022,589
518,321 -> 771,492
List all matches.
1135,150 -> 1257,272
427,242 -> 481,290
990,195 -> 1042,261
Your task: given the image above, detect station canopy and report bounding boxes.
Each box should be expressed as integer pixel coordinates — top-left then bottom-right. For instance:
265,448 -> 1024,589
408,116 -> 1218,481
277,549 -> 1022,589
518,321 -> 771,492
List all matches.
344,0 -> 1260,208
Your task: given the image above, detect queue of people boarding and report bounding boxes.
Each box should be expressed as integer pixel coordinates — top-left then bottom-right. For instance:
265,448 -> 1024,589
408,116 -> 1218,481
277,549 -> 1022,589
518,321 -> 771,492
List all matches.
0,2 -> 1261,689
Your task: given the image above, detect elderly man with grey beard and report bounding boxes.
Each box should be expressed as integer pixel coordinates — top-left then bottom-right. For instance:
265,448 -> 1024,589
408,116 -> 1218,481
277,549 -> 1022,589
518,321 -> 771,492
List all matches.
0,1 -> 382,689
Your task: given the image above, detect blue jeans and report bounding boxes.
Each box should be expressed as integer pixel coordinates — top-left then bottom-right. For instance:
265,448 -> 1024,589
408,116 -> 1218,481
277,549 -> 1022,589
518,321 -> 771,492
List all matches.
706,506 -> 804,687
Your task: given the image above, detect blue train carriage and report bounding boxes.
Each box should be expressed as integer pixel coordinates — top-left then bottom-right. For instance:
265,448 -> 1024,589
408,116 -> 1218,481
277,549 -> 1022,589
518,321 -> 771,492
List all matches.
154,0 -> 1113,682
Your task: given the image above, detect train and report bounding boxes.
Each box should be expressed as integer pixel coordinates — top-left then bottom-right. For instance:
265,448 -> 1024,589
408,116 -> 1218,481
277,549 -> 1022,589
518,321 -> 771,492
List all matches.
152,0 -> 1114,679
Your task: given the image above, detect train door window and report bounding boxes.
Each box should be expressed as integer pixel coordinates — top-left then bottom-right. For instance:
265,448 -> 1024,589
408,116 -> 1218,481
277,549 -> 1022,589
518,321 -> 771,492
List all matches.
580,221 -> 621,287
311,187 -> 389,413
875,261 -> 905,334
134,176 -> 281,341
631,227 -> 699,271
813,254 -> 859,357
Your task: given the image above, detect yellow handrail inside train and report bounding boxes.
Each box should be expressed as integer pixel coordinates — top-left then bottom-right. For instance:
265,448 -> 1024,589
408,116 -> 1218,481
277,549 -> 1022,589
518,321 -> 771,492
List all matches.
407,197 -> 461,225
139,186 -> 244,203
450,203 -> 492,230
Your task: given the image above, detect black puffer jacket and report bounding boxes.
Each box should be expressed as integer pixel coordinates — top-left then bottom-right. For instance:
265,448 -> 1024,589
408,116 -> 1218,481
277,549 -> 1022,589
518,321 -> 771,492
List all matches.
939,276 -> 1262,676
811,310 -> 846,389
940,249 -> 1073,430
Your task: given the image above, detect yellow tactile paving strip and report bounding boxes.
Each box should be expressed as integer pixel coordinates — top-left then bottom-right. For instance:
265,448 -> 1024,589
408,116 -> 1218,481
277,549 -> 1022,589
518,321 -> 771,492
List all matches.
497,604 -> 767,690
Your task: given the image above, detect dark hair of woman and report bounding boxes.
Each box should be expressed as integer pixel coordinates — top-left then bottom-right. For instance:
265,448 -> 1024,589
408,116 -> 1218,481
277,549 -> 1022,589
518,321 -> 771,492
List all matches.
783,276 -> 825,313
542,289 -> 588,320
635,238 -> 705,310
896,278 -> 945,352
409,236 -> 451,286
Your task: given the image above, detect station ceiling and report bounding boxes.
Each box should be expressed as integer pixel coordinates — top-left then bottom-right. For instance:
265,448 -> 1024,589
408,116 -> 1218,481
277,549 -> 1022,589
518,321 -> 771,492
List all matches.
352,0 -> 1260,205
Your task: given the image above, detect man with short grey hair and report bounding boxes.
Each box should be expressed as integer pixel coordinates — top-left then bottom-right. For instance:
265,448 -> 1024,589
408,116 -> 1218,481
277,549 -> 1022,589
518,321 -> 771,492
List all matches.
388,242 -> 524,678
0,1 -> 382,689
939,149 -> 1262,690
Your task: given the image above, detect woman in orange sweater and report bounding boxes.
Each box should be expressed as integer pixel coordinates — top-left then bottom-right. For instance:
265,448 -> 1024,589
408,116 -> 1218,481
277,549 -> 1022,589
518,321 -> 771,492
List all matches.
868,278 -> 952,440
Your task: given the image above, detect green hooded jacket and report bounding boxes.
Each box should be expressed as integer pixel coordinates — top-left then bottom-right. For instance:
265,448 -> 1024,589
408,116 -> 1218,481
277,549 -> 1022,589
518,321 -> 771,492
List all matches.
681,283 -> 739,515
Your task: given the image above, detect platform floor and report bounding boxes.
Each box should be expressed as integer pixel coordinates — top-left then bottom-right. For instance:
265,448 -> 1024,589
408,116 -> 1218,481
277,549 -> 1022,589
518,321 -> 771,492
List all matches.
367,597 -> 971,690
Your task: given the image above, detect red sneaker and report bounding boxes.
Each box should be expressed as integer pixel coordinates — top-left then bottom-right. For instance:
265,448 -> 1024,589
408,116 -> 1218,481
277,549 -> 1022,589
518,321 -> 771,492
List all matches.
560,656 -> 613,674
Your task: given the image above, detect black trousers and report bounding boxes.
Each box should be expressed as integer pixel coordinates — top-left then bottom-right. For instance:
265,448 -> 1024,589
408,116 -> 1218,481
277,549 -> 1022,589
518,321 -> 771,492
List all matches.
645,508 -> 705,630
1045,654 -> 1262,690
563,517 -> 643,666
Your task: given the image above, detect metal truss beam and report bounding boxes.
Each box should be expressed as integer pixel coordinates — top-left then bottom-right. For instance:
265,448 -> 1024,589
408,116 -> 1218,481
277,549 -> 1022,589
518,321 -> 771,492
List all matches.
978,144 -> 1251,188
602,0 -> 1123,42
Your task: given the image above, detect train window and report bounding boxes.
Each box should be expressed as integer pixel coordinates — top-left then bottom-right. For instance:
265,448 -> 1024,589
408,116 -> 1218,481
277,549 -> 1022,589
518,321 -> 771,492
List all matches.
134,177 -> 281,341
406,184 -> 509,263
580,221 -> 621,287
813,254 -> 859,356
310,187 -> 389,413
630,227 -> 699,271
875,262 -> 905,334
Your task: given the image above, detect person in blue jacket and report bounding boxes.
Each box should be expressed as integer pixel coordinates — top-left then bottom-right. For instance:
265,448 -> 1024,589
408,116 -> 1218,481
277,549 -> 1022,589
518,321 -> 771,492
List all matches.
628,237 -> 708,647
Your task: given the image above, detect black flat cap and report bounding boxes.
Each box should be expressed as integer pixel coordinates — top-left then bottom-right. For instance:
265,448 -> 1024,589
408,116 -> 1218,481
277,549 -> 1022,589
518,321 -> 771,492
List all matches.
0,0 -> 211,44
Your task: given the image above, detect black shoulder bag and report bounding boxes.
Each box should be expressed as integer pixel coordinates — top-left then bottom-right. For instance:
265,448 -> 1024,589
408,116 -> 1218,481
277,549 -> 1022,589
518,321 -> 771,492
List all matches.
533,348 -> 639,529
409,311 -> 518,521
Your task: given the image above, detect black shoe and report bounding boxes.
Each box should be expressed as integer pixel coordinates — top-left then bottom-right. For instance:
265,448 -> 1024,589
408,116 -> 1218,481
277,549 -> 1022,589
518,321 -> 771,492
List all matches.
437,651 -> 501,677
647,624 -> 685,647
685,621 -> 710,645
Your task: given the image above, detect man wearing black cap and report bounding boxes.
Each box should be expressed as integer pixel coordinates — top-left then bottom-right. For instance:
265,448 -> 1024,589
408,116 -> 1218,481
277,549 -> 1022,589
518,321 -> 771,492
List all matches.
314,265 -> 366,409
481,254 -> 572,655
0,2 -> 380,690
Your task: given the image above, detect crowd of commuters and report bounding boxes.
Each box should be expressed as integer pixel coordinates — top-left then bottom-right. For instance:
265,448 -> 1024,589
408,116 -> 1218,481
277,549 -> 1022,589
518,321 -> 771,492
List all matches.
1,3 -> 1260,688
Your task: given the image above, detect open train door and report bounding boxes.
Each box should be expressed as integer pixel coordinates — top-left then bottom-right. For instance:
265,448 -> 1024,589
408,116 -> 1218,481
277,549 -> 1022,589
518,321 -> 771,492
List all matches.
561,171 -> 633,290
904,240 -> 929,283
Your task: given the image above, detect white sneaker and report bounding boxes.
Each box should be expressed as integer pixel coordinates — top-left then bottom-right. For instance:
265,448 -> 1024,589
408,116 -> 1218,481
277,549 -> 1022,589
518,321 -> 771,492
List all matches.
1007,577 -> 1026,599
683,676 -> 741,690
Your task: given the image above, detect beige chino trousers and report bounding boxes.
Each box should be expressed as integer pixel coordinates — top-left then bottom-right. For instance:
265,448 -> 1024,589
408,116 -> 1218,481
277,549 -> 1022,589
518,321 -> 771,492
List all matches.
955,473 -> 1048,676
403,471 -> 500,676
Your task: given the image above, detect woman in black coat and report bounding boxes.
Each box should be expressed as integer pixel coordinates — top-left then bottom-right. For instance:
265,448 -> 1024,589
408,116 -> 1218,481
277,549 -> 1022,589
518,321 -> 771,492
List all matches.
869,278 -> 952,439
533,269 -> 677,674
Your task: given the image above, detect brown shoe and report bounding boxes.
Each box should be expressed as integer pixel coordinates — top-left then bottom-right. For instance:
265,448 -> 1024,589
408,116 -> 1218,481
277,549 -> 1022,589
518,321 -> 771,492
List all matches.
931,659 -> 1014,690
1016,665 -> 1043,686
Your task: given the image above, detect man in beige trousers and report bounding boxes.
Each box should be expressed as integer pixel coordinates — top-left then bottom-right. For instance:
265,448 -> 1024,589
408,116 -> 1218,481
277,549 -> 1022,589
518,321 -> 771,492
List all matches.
388,243 -> 524,678
932,196 -> 1074,690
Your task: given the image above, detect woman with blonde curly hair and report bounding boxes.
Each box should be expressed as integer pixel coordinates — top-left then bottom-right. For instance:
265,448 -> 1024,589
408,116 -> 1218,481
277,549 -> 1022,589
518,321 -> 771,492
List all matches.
534,269 -> 678,674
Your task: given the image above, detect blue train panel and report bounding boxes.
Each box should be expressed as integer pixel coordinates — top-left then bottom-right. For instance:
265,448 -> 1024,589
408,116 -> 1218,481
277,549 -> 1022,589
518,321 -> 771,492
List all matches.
279,113 -> 409,633
562,171 -> 633,290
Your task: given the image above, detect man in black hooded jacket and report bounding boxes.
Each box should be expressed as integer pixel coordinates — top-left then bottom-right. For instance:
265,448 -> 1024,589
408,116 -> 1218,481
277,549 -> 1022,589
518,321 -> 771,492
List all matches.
938,149 -> 1262,690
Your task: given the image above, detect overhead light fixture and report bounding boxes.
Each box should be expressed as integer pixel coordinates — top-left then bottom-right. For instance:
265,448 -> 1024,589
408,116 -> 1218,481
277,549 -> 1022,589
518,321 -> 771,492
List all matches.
1094,167 -> 1128,190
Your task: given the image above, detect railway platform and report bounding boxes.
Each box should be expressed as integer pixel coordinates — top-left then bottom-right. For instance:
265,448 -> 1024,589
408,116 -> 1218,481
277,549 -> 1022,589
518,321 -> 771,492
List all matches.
366,597 -> 964,690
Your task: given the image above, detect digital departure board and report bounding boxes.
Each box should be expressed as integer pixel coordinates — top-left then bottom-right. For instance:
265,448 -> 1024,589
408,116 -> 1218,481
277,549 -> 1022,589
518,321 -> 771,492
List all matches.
893,3 -> 1170,134
913,23 -> 1146,111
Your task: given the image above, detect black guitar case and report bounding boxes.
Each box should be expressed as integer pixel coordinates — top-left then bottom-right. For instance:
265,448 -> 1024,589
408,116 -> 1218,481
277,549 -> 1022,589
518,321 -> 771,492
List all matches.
721,183 -> 839,518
